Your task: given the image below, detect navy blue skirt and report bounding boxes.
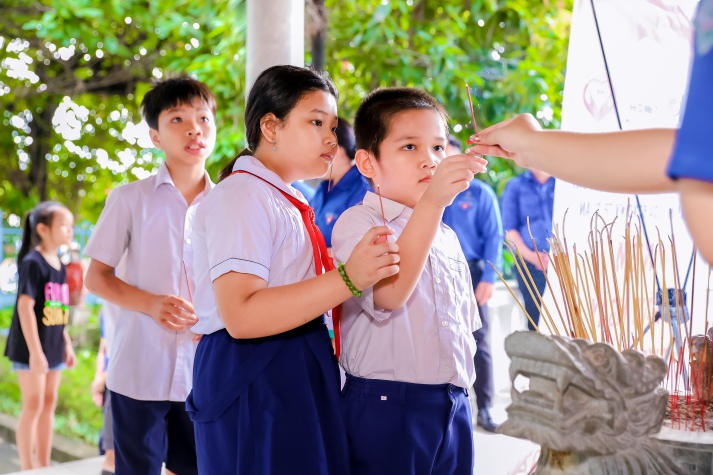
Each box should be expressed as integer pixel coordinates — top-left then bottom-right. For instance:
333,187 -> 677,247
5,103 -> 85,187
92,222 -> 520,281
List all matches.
187,318 -> 349,474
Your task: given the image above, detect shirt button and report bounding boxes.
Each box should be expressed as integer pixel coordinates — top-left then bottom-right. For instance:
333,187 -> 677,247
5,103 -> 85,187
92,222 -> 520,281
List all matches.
441,321 -> 448,327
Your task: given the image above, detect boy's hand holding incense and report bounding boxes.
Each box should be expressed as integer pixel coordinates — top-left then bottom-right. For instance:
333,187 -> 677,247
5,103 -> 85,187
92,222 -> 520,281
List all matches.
466,113 -> 542,167
147,294 -> 198,331
342,226 -> 400,291
422,154 -> 487,209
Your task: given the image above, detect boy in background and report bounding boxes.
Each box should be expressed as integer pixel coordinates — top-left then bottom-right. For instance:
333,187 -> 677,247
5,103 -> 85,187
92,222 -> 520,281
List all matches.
85,76 -> 216,475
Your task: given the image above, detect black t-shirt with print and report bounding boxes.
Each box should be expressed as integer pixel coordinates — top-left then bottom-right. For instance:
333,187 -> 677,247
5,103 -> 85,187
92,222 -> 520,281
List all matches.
4,249 -> 69,367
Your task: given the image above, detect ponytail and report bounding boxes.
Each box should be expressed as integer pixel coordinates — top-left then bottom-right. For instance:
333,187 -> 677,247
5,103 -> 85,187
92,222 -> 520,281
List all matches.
218,148 -> 253,182
17,211 -> 34,265
16,201 -> 66,265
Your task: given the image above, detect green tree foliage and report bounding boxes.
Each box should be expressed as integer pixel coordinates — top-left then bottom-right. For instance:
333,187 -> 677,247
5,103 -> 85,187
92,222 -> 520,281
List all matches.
1,0 -> 571,223
322,0 -> 572,194
0,0 -> 246,222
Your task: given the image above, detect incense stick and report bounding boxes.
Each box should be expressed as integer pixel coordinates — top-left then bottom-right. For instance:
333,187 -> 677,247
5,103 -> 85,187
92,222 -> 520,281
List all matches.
182,260 -> 193,303
464,81 -> 479,133
376,184 -> 387,227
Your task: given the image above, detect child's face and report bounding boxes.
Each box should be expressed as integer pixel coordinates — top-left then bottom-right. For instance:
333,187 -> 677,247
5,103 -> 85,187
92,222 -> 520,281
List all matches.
149,97 -> 216,168
371,108 -> 447,208
274,90 -> 338,182
39,208 -> 74,249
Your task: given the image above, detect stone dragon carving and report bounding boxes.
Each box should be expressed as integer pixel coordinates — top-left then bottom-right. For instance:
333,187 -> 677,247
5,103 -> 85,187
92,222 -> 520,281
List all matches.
500,331 -> 686,474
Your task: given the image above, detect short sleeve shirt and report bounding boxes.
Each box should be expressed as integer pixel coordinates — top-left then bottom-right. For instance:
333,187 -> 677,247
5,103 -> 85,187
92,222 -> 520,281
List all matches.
500,171 -> 555,252
4,250 -> 69,366
191,156 -> 315,335
84,163 -> 213,401
331,192 -> 480,389
668,0 -> 713,182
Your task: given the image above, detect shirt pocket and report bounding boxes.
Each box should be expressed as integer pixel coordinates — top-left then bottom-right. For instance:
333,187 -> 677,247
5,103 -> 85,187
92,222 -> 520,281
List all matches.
447,256 -> 472,302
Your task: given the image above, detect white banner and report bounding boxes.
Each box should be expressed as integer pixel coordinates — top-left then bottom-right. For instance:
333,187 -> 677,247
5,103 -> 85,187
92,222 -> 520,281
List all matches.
550,0 -> 708,343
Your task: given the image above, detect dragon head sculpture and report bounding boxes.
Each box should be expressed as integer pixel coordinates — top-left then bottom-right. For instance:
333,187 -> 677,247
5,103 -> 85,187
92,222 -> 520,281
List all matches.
500,332 -> 689,474
501,331 -> 668,454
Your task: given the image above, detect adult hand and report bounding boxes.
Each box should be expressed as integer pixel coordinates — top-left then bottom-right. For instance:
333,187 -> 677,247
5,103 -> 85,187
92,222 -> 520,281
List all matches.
467,113 -> 542,168
475,281 -> 494,305
527,251 -> 549,272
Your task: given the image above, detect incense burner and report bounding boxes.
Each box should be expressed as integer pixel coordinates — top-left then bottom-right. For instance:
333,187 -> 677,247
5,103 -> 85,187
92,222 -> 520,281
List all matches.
500,331 -> 687,474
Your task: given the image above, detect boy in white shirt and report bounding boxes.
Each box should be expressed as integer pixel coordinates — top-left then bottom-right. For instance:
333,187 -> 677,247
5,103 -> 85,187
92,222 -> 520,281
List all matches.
84,76 -> 216,475
332,87 -> 486,475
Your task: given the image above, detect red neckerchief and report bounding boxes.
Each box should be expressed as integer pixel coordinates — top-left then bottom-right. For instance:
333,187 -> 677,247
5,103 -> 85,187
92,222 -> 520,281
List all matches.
230,170 -> 341,358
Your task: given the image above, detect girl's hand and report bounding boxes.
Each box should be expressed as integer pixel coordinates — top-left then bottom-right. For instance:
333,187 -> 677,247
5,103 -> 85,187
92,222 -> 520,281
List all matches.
147,295 -> 199,331
342,226 -> 400,291
422,154 -> 487,208
29,351 -> 48,373
467,113 -> 541,167
65,342 -> 77,369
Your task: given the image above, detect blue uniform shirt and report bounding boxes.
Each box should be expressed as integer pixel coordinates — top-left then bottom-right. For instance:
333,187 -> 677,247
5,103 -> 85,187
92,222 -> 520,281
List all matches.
443,179 -> 503,284
309,165 -> 372,247
500,171 -> 556,253
668,0 -> 713,182
291,180 -> 316,200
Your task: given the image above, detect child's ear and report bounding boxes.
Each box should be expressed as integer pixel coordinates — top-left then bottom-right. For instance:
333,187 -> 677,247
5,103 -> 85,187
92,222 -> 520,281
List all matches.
259,113 -> 280,145
355,149 -> 376,178
36,222 -> 50,240
149,128 -> 161,148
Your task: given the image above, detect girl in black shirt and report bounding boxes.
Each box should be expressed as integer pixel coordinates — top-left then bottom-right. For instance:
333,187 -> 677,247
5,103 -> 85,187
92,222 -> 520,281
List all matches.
3,201 -> 76,470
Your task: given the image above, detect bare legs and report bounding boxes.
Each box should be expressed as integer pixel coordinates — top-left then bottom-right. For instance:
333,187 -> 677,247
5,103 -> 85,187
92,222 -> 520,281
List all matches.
16,369 -> 62,469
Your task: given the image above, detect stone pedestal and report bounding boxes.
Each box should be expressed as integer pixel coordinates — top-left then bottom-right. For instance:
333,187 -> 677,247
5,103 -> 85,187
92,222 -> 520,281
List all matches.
656,427 -> 713,474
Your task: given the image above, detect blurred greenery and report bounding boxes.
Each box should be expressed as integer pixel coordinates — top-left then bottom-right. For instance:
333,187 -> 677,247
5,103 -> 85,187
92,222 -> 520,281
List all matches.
1,0 -> 572,224
0,303 -> 104,445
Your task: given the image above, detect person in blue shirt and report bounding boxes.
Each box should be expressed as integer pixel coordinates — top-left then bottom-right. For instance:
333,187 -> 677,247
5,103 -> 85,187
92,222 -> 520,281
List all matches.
500,168 -> 555,331
310,117 -> 372,247
442,135 -> 503,433
291,180 -> 316,200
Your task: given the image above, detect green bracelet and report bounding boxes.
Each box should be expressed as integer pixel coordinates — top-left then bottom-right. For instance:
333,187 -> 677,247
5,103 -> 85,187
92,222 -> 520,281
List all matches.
337,262 -> 362,297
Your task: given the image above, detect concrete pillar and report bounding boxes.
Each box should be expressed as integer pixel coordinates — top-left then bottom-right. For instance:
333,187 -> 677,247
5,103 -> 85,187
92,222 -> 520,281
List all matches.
246,0 -> 304,93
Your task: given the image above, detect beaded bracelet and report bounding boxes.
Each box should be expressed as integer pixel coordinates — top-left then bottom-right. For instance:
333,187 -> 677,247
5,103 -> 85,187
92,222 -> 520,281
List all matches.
337,262 -> 362,297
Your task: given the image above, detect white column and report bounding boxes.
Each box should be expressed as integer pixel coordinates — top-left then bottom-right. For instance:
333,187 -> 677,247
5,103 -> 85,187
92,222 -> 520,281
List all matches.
246,0 -> 304,94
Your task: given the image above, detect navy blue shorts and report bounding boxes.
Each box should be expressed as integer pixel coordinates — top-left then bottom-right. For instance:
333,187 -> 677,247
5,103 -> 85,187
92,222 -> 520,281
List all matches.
188,319 -> 348,474
110,391 -> 197,475
342,375 -> 474,475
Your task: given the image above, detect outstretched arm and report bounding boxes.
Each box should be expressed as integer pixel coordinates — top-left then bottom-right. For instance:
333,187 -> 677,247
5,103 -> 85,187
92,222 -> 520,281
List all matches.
679,178 -> 713,264
469,113 -> 676,193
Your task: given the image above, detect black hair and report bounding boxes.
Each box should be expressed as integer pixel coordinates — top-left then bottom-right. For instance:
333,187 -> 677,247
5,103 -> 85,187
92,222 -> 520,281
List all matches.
447,134 -> 462,151
336,117 -> 356,161
218,65 -> 338,182
17,201 -> 67,265
141,75 -> 217,130
354,87 -> 448,159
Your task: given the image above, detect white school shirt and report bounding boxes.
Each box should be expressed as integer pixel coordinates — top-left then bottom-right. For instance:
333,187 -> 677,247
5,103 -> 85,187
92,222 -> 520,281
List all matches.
84,163 -> 213,401
191,155 -> 315,335
331,191 -> 481,389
